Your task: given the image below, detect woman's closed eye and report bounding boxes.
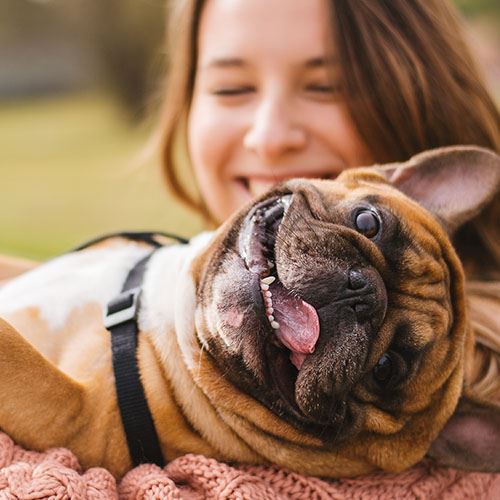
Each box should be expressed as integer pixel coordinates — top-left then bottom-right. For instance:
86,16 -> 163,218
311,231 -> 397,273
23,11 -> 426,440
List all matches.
305,83 -> 342,99
211,86 -> 255,97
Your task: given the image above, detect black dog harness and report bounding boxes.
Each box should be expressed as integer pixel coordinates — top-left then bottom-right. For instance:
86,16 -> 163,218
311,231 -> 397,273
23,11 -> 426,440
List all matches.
76,231 -> 188,467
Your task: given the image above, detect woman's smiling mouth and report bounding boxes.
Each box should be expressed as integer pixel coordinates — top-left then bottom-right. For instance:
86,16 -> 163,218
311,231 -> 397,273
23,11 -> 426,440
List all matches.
237,170 -> 341,198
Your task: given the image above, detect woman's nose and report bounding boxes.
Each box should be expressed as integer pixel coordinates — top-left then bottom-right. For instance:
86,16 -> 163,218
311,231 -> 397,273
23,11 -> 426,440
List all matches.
243,98 -> 306,161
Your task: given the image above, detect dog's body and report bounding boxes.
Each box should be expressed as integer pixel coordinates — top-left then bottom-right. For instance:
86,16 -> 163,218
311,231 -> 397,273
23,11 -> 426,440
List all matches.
1,146 -> 499,478
0,233 -> 241,475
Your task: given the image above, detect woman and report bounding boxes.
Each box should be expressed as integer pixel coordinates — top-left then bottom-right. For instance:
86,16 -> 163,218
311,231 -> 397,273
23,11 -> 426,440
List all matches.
0,1 -> 498,494
158,0 -> 499,403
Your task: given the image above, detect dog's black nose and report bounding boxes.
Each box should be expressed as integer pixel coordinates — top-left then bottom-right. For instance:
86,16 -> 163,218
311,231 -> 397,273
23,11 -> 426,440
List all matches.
347,269 -> 376,322
348,269 -> 368,290
346,269 -> 379,322
315,267 -> 386,327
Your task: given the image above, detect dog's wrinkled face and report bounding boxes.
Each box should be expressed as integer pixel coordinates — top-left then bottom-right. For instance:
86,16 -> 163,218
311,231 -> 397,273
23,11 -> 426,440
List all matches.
196,172 -> 462,446
190,147 -> 500,475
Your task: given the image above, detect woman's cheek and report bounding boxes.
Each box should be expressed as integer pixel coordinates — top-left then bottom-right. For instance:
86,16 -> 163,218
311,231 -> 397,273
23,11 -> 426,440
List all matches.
310,102 -> 373,166
187,99 -> 243,221
189,100 -> 236,177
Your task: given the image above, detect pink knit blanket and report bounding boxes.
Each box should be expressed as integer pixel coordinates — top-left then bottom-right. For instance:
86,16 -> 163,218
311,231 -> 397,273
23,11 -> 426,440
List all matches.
0,432 -> 498,499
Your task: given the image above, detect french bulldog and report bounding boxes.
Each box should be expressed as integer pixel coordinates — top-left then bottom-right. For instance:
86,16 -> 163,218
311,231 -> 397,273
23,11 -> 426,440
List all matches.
0,145 -> 499,478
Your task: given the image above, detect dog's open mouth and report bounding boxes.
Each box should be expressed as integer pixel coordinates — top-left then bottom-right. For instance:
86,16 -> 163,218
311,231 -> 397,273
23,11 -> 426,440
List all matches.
238,195 -> 321,376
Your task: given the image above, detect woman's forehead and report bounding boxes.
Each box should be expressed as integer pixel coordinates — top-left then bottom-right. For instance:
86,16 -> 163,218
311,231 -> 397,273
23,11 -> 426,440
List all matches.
196,0 -> 334,67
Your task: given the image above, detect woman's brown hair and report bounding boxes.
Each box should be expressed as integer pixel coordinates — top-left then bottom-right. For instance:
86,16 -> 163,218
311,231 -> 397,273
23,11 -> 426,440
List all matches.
157,0 -> 500,401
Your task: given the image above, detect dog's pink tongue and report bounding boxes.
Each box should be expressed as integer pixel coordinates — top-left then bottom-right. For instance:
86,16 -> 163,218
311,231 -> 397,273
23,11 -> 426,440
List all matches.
270,282 -> 320,370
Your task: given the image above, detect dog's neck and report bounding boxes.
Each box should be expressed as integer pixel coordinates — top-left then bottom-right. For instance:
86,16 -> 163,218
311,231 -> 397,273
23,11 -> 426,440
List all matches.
138,232 -> 265,462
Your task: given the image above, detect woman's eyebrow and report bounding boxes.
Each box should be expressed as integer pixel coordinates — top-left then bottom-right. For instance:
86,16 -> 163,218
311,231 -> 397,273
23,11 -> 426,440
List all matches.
198,56 -> 338,71
304,56 -> 337,68
199,58 -> 247,70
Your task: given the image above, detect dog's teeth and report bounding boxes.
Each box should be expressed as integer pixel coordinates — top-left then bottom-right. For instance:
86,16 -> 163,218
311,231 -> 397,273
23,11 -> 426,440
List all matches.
271,321 -> 280,329
253,210 -> 264,223
265,298 -> 273,307
267,315 -> 275,322
260,283 -> 269,291
266,307 -> 274,315
267,260 -> 274,268
261,276 -> 276,285
265,291 -> 272,298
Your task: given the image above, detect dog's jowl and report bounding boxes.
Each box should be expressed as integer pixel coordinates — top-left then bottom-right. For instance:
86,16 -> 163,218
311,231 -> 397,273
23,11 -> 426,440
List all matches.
1,146 -> 499,477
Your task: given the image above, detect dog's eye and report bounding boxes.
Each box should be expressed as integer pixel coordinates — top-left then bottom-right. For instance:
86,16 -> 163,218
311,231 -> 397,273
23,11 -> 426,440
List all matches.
373,353 -> 393,385
354,210 -> 380,238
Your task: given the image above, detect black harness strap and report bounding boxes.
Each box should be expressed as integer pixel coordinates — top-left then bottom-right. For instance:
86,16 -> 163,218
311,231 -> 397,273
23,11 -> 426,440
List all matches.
96,231 -> 187,467
104,252 -> 164,467
73,230 -> 189,251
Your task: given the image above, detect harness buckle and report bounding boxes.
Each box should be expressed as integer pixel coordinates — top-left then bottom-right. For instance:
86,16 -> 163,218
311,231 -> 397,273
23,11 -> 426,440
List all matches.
104,287 -> 142,329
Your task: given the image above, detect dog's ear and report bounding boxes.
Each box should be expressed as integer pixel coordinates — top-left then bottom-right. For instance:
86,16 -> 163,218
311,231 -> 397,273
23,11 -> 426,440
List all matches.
426,395 -> 500,472
376,146 -> 500,233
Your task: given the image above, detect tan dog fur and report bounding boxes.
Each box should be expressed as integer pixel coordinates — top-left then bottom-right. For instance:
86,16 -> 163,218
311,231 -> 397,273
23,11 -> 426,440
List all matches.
0,146 -> 499,478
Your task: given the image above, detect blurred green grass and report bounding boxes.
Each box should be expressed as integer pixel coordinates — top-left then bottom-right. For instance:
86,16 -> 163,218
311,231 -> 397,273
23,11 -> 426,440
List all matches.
0,92 -> 203,260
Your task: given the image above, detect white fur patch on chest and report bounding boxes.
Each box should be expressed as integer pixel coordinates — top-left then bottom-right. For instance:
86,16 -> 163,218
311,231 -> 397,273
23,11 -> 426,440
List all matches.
0,243 -> 151,330
141,232 -> 215,370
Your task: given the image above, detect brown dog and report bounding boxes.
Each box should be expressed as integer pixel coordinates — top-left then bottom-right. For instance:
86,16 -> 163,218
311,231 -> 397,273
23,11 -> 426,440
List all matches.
0,145 -> 499,478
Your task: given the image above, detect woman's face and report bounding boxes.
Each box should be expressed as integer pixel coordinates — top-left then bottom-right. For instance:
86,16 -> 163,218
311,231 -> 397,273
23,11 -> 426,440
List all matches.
188,0 -> 373,223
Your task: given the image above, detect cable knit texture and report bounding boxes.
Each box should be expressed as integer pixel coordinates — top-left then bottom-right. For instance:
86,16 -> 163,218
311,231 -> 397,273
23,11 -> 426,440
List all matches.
0,432 -> 499,499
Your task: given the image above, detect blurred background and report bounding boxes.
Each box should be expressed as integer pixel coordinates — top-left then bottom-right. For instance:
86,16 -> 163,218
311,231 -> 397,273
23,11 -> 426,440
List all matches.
0,0 -> 499,260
